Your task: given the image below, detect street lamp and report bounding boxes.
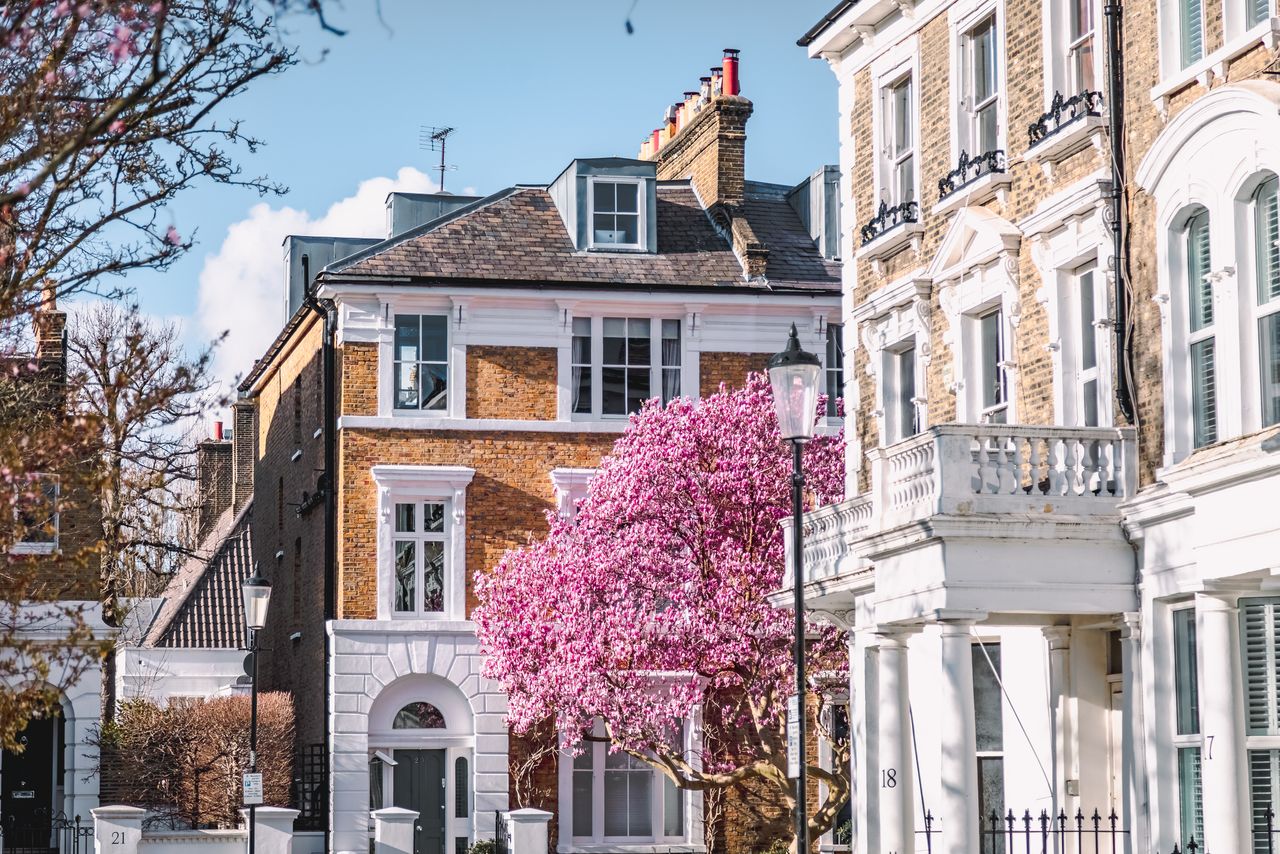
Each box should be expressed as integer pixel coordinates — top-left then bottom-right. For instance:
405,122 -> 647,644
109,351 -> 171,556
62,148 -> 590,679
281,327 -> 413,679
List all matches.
241,566 -> 272,854
767,324 -> 822,854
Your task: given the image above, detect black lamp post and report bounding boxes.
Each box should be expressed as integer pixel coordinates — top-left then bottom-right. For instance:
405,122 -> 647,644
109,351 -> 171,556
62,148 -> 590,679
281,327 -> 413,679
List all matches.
242,566 -> 273,854
767,323 -> 822,854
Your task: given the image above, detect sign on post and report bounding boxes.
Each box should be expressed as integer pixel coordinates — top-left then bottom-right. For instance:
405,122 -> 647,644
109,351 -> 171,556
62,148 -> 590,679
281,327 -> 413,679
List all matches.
243,772 -> 264,805
786,695 -> 801,779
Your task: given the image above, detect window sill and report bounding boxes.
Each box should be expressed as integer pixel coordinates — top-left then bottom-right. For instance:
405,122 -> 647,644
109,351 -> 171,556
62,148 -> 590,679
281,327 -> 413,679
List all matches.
932,169 -> 1012,217
585,245 -> 649,254
9,543 -> 56,556
1150,18 -> 1280,111
1024,115 -> 1106,176
855,221 -> 924,274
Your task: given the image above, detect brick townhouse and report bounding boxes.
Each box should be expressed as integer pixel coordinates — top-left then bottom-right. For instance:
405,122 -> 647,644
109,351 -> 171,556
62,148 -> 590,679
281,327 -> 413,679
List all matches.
238,55 -> 843,854
795,0 -> 1280,853
0,293 -> 108,846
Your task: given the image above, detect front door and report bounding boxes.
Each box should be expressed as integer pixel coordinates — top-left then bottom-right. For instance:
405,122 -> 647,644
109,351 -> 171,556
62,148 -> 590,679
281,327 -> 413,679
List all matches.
394,750 -> 446,854
2,716 -> 58,853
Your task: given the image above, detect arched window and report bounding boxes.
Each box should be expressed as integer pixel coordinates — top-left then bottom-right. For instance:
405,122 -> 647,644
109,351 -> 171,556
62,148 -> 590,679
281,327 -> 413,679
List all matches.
1185,209 -> 1217,447
1255,177 -> 1280,427
392,701 -> 446,729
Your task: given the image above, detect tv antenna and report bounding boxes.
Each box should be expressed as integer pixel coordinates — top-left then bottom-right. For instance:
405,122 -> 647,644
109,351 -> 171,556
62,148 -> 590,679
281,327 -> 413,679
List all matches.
419,126 -> 457,191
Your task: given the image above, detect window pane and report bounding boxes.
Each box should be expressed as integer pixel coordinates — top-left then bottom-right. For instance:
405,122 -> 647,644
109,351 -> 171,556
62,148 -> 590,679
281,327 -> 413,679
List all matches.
1173,608 -> 1200,735
1082,379 -> 1099,427
981,311 -> 1004,409
573,316 -> 591,337
1242,599 -> 1280,735
602,367 -> 626,415
572,770 -> 593,837
615,182 -> 639,214
978,103 -> 999,155
827,324 -> 845,419
394,541 -> 415,612
393,702 -> 446,729
422,541 -> 444,612
572,329 -> 592,364
421,315 -> 448,362
594,213 -> 619,244
973,643 -> 1004,752
1072,35 -> 1095,93
1070,0 -> 1092,39
455,757 -> 469,817
1180,0 -> 1204,67
395,503 -> 415,533
898,347 -> 916,439
421,363 -> 449,411
1178,747 -> 1204,848
370,758 -> 384,811
1188,213 -> 1213,330
896,158 -> 915,205
574,365 -> 593,415
627,368 -> 650,414
595,181 -> 616,212
618,213 -> 639,245
1191,338 -> 1217,447
395,315 -> 420,362
973,20 -> 996,103
893,80 -> 912,152
1080,271 -> 1098,370
423,502 -> 445,533
604,771 -> 629,836
628,770 -> 652,837
663,776 -> 682,837
1250,749 -> 1280,854
978,757 -> 1006,854
603,319 -> 626,363
1261,312 -> 1280,427
396,363 -> 419,409
1258,178 -> 1280,305
627,328 -> 650,365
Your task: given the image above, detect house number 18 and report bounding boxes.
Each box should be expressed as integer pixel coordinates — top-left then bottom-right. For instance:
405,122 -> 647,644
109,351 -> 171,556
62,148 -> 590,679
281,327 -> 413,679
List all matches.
882,768 -> 897,788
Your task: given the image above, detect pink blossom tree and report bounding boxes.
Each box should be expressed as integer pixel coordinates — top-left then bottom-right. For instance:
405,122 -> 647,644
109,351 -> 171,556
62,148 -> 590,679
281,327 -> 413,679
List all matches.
475,374 -> 849,849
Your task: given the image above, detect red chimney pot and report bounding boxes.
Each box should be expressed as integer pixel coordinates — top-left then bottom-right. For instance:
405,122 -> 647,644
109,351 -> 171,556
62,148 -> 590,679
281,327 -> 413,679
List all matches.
723,49 -> 740,96
213,420 -> 224,441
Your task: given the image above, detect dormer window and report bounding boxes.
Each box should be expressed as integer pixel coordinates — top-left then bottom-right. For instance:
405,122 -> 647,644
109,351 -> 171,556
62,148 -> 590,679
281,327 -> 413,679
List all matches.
589,178 -> 643,250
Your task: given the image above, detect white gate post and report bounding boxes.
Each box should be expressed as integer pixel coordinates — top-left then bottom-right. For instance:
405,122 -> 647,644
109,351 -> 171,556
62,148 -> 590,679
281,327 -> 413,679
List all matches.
372,807 -> 418,854
507,808 -> 551,854
240,806 -> 299,854
91,805 -> 144,854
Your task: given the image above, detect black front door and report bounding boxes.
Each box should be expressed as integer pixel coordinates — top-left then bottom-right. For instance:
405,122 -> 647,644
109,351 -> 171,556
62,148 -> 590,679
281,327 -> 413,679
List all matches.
2,716 -> 58,853
393,750 -> 445,854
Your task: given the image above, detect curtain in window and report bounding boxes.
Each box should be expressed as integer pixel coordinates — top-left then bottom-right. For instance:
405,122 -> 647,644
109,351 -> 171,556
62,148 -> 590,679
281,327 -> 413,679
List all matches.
1180,0 -> 1204,68
572,317 -> 592,415
661,320 -> 681,403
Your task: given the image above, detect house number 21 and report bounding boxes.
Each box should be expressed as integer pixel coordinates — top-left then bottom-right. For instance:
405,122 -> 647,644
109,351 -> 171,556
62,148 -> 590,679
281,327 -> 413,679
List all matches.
111,832 -> 125,845
882,768 -> 897,788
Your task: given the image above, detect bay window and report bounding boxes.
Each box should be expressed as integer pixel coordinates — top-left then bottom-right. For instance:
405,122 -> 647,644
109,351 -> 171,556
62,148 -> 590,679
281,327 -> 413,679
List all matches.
1185,210 -> 1217,447
1255,177 -> 1280,427
1172,607 -> 1203,848
571,316 -> 681,418
394,314 -> 449,411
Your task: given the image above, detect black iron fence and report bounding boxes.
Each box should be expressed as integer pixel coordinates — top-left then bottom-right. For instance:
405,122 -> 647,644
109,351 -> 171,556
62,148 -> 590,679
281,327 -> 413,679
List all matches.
937,149 -> 1007,202
291,742 -> 327,832
0,813 -> 93,854
494,810 -> 511,854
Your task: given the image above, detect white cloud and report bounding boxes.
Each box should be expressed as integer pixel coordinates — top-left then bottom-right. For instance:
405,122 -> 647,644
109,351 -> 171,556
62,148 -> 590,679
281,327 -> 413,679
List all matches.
196,166 -> 437,391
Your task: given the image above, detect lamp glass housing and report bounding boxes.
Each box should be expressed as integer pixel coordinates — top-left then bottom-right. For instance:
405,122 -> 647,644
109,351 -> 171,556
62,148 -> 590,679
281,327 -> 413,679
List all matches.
242,574 -> 272,632
769,362 -> 821,442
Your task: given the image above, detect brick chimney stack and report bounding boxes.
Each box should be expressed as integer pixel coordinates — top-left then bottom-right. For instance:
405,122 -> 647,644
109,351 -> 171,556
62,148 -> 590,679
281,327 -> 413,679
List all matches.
643,50 -> 769,279
33,282 -> 66,363
231,398 -> 256,513
196,422 -> 233,542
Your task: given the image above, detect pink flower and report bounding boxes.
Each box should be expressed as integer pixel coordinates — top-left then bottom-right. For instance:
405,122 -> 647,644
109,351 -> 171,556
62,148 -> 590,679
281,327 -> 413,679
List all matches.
53,1 -> 72,18
15,182 -> 31,197
109,119 -> 126,134
43,70 -> 57,86
164,225 -> 181,246
106,25 -> 134,64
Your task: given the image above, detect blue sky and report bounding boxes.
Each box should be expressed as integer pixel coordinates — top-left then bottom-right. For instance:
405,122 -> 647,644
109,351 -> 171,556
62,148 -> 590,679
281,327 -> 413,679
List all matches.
127,0 -> 840,386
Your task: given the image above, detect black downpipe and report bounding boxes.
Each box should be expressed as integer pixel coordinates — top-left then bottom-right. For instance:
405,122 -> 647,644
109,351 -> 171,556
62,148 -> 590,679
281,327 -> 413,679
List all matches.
302,255 -> 338,854
1105,0 -> 1137,424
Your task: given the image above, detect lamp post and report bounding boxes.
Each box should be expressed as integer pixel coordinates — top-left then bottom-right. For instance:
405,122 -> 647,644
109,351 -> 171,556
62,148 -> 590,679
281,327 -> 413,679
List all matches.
767,323 -> 822,854
242,566 -> 273,854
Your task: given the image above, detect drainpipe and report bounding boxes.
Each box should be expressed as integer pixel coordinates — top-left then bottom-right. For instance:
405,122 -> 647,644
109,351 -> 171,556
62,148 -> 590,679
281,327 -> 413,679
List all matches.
1104,0 -> 1137,424
302,255 -> 338,854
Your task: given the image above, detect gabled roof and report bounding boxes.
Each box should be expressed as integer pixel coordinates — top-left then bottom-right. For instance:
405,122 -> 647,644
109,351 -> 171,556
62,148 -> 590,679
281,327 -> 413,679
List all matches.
145,502 -> 253,649
324,182 -> 840,294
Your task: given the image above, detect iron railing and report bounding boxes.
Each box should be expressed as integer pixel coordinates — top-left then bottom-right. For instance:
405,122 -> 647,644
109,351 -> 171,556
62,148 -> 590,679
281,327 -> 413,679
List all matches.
1028,90 -> 1104,146
938,149 -> 1006,202
494,810 -> 511,854
0,813 -> 93,854
292,743 -> 327,831
859,200 -> 919,246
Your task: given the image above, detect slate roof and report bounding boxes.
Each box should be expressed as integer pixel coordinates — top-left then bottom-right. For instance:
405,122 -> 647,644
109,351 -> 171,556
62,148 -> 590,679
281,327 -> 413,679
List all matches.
145,502 -> 253,649
327,182 -> 840,294
742,181 -> 843,288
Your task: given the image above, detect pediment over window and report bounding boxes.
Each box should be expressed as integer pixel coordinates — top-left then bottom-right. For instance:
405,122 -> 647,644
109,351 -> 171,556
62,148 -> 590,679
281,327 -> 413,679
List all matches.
928,206 -> 1022,284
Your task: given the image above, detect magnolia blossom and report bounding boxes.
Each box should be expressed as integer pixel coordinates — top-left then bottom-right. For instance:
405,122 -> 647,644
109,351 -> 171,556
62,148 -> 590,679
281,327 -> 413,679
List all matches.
475,373 -> 849,839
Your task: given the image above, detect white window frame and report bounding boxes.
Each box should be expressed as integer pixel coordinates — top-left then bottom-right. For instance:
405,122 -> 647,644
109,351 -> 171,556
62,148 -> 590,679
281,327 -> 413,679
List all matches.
378,297 -> 468,421
10,473 -> 59,555
855,273 -> 932,446
1170,605 -> 1204,849
568,315 -> 684,421
1066,261 -> 1110,427
825,321 -> 847,422
558,719 -> 700,851
951,2 -> 1006,161
371,465 -> 474,621
392,313 -> 451,413
884,342 -> 921,445
1184,209 -> 1218,449
871,40 -> 920,212
973,305 -> 1010,423
1228,0 -> 1276,41
587,177 -> 646,252
882,74 -> 916,207
1247,174 -> 1280,431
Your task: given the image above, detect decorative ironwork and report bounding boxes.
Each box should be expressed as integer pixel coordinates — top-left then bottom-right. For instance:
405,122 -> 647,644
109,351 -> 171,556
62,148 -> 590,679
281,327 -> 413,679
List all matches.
495,810 -> 511,854
291,743 -> 328,832
859,199 -> 919,246
1028,89 -> 1104,146
0,813 -> 93,854
938,149 -> 1007,201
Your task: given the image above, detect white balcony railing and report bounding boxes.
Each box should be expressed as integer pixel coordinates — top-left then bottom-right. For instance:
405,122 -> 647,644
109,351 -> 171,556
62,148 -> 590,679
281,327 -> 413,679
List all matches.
794,424 -> 1139,586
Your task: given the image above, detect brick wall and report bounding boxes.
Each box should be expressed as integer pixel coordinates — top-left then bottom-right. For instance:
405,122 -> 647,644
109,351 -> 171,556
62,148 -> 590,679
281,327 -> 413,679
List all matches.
699,352 -> 769,397
196,439 -> 233,541
653,96 -> 751,210
466,346 -> 558,420
339,341 -> 378,417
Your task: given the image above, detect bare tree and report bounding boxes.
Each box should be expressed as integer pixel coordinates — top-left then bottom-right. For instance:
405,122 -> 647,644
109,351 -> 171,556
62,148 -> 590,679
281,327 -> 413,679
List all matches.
68,301 -> 224,611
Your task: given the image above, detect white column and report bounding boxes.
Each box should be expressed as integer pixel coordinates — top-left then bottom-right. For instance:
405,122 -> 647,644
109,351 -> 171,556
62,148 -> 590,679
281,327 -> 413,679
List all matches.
240,807 -> 299,854
1196,592 -> 1249,854
92,806 -> 144,854
1042,626 -> 1074,823
875,628 -> 915,854
939,620 -> 979,854
372,807 -> 418,854
1119,612 -> 1150,854
507,808 -> 552,854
